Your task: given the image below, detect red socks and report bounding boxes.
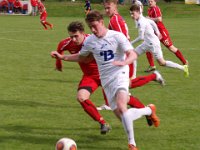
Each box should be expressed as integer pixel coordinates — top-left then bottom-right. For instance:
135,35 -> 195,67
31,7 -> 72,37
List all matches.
128,96 -> 145,108
175,50 -> 187,65
130,74 -> 156,88
80,100 -> 105,125
146,52 -> 155,67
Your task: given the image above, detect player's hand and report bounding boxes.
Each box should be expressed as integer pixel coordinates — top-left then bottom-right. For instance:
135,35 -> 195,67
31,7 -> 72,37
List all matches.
112,61 -> 126,66
51,51 -> 62,59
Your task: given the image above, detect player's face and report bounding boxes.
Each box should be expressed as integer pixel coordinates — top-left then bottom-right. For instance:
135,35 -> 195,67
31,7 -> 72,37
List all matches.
130,11 -> 140,20
68,31 -> 85,45
87,20 -> 106,38
148,0 -> 156,7
104,2 -> 117,17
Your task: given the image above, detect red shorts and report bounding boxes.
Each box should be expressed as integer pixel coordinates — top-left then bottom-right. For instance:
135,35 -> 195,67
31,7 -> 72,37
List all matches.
160,29 -> 173,48
40,12 -> 47,21
78,76 -> 101,93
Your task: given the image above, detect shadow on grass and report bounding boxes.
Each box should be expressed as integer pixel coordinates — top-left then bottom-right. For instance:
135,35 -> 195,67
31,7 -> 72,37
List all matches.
0,99 -> 79,109
0,124 -> 125,149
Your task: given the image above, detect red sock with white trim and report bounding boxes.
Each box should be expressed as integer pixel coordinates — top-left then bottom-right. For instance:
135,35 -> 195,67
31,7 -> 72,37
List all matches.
80,100 -> 106,125
175,50 -> 187,65
130,74 -> 156,88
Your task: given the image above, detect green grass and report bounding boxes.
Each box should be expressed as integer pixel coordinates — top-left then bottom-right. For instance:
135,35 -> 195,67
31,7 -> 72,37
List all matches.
0,2 -> 200,150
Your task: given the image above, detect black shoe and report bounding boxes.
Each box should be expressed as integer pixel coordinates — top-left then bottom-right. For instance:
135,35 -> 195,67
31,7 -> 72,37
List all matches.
100,123 -> 111,134
144,66 -> 156,72
145,116 -> 153,126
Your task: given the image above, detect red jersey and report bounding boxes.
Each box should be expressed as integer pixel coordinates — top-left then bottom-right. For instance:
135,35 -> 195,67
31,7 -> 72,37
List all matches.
148,6 -> 167,32
148,5 -> 173,47
31,0 -> 38,7
38,2 -> 46,14
0,0 -> 8,6
56,34 -> 99,78
108,14 -> 130,40
14,0 -> 22,8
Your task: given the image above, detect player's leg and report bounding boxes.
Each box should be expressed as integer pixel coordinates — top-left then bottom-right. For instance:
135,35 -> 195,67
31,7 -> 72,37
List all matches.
77,77 -> 110,134
145,52 -> 156,72
40,14 -> 47,30
42,12 -> 53,29
161,35 -> 187,65
129,71 -> 165,88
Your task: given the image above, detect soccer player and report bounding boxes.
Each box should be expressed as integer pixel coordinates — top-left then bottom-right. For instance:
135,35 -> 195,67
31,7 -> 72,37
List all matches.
53,21 -> 111,134
84,0 -> 91,15
30,0 -> 38,16
51,10 -> 160,150
38,0 -> 53,30
145,0 -> 189,76
13,0 -> 22,13
97,0 -> 165,112
130,4 -> 188,76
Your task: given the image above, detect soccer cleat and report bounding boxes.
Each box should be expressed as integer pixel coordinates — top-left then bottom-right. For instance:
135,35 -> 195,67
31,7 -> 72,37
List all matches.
145,115 -> 153,126
50,24 -> 53,29
147,104 -> 160,127
100,123 -> 111,134
44,27 -> 48,30
144,66 -> 156,72
183,65 -> 189,77
97,104 -> 112,111
153,70 -> 165,86
128,144 -> 138,150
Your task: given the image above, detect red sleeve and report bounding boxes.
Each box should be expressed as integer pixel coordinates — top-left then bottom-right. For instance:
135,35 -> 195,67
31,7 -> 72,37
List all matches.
55,38 -> 71,71
153,6 -> 162,18
109,15 -> 123,33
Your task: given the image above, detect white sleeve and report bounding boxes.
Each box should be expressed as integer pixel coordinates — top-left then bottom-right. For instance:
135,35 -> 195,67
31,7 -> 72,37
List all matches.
147,18 -> 160,35
79,39 -> 91,56
131,21 -> 145,45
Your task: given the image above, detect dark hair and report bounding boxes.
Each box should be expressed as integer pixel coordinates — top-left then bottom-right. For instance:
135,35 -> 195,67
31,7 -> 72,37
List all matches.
85,10 -> 104,23
130,4 -> 140,12
67,21 -> 84,32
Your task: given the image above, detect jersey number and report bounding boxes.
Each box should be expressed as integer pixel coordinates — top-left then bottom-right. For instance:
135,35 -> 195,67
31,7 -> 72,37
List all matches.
100,50 -> 114,61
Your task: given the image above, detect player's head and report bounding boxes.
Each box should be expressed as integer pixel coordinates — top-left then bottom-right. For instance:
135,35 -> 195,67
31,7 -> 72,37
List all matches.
67,21 -> 85,45
85,10 -> 107,38
103,0 -> 118,17
129,4 -> 141,20
148,0 -> 157,7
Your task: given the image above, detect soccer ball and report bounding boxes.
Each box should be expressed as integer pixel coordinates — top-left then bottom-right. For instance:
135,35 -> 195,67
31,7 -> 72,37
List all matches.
55,138 -> 77,150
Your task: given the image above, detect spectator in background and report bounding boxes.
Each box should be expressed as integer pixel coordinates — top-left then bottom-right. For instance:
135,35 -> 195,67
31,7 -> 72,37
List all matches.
31,0 -> 38,16
38,0 -> 53,30
0,0 -> 8,13
7,0 -> 14,13
14,0 -> 22,13
84,0 -> 91,15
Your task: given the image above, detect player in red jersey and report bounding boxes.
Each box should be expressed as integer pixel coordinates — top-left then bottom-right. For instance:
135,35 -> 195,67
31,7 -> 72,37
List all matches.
145,0 -> 189,76
38,0 -> 53,30
54,21 -> 111,134
53,21 -> 157,131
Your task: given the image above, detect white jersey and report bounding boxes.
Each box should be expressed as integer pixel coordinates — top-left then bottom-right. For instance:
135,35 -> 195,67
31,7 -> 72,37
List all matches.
131,15 -> 160,45
80,30 -> 133,87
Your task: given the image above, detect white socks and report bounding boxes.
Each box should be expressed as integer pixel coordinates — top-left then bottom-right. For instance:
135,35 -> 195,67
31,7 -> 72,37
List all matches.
121,107 -> 152,146
165,60 -> 184,70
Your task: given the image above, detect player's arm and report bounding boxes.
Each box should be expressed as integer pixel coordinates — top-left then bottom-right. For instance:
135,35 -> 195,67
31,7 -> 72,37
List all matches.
149,16 -> 162,23
51,51 -> 80,62
147,18 -> 162,39
112,50 -> 137,66
131,28 -> 145,45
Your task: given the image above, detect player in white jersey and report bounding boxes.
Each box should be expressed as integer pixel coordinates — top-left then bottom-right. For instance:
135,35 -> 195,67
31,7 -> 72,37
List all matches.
130,4 -> 188,75
51,10 -> 160,150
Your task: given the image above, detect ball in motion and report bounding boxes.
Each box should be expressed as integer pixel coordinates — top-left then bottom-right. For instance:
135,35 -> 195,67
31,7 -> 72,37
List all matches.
56,138 -> 77,150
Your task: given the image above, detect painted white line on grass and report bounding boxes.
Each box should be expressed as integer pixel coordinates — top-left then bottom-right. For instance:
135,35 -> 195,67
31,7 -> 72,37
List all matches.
0,37 -> 57,45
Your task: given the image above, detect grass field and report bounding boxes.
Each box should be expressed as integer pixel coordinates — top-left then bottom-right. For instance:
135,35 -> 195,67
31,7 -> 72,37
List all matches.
0,1 -> 200,150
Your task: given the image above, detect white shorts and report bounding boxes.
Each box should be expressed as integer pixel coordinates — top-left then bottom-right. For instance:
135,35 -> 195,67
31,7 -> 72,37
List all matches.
103,71 -> 129,110
135,42 -> 163,60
